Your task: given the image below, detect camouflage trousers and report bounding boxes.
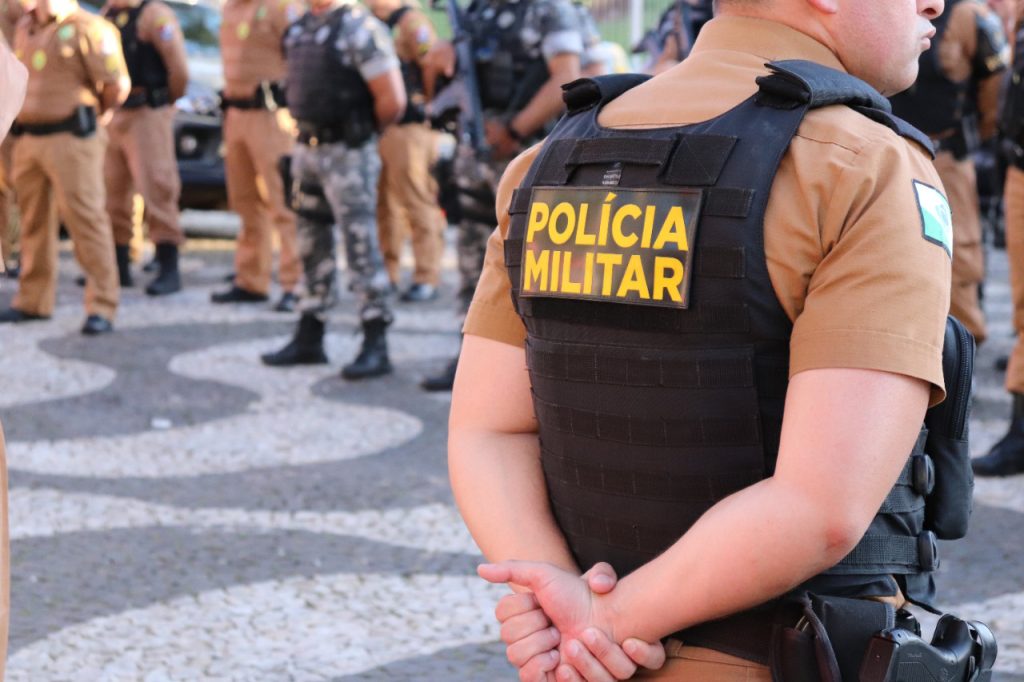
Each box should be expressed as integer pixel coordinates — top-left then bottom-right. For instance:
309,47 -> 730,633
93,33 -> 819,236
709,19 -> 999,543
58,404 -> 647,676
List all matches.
290,139 -> 393,324
454,144 -> 511,312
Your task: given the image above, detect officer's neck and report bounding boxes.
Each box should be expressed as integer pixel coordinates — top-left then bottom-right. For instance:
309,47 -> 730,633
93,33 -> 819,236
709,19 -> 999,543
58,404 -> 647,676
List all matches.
310,0 -> 347,15
32,0 -> 75,23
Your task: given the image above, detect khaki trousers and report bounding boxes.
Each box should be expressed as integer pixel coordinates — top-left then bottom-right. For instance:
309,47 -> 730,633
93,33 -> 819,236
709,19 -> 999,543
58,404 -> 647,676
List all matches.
223,107 -> 299,295
377,122 -> 446,286
0,423 -> 8,682
634,642 -> 770,681
11,130 -> 119,319
104,106 -> 183,247
934,151 -> 986,343
0,135 -> 16,264
1004,166 -> 1024,393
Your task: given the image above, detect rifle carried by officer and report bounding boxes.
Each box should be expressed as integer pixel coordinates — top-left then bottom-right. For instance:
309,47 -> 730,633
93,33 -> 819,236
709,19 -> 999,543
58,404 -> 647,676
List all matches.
433,0 -> 488,157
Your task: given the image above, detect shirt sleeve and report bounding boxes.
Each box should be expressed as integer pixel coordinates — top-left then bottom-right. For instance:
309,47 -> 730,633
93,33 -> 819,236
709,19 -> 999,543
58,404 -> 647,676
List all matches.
399,10 -> 436,62
337,13 -> 399,81
782,128 -> 952,406
80,17 -> 127,87
531,0 -> 584,61
462,145 -> 544,347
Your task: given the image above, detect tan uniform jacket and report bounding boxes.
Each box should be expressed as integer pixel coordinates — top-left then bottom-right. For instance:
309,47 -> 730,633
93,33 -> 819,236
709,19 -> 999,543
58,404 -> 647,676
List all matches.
392,2 -> 436,102
220,0 -> 302,99
13,8 -> 128,124
465,17 -> 953,406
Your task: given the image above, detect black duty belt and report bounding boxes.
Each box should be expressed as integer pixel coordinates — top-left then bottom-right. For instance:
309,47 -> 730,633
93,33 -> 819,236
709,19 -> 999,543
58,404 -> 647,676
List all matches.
296,124 -> 349,146
220,95 -> 264,110
10,106 -> 97,137
122,87 -> 171,109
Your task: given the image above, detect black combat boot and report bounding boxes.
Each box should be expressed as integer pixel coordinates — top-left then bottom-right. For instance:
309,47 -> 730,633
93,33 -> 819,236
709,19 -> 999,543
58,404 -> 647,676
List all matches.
261,313 -> 329,366
973,393 -> 1024,476
341,318 -> 392,380
421,356 -> 457,392
145,243 -> 182,296
116,244 -> 133,287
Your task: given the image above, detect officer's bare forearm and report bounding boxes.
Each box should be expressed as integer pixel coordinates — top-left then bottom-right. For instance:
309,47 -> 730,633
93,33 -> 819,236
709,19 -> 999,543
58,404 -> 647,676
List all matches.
594,369 -> 930,644
449,428 -> 577,574
449,334 -> 579,577
99,80 -> 129,113
509,53 -> 580,138
369,69 -> 406,129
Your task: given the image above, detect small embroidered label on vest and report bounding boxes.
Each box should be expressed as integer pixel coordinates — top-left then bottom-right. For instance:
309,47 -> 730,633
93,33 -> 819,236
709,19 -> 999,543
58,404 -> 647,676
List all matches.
520,187 -> 702,308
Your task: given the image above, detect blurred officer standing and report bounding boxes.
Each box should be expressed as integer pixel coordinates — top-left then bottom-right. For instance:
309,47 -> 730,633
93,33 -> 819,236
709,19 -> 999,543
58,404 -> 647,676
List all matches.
213,0 -> 303,311
0,0 -> 24,275
261,0 -> 404,379
0,0 -> 129,334
642,0 -> 712,75
891,0 -> 1009,344
0,31 -> 26,679
367,0 -> 447,304
419,0 -> 585,391
975,4 -> 1024,476
103,0 -> 188,295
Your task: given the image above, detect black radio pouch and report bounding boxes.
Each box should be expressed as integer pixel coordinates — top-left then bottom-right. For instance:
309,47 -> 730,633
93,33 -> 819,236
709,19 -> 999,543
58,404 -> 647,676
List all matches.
923,316 -> 975,539
71,106 -> 98,138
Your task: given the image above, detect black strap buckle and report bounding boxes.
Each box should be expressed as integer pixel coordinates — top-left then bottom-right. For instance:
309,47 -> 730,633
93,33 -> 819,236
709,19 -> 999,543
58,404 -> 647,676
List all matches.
912,454 -> 936,496
918,531 -> 939,572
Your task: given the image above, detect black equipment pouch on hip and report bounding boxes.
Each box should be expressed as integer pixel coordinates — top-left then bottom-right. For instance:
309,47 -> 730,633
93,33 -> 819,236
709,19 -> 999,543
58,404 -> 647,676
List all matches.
923,316 -> 975,539
71,105 -> 98,137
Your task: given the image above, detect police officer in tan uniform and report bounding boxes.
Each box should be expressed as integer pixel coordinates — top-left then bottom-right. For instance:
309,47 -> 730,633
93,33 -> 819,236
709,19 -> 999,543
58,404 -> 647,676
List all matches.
0,0 -> 129,334
0,31 -> 26,679
0,0 -> 24,274
446,1 -> 992,680
975,4 -> 1024,476
367,0 -> 446,303
103,0 -> 188,295
891,0 -> 1009,345
212,0 -> 303,310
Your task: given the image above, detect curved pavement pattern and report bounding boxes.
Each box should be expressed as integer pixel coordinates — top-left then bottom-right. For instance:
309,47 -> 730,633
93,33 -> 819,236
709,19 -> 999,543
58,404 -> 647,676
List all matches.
1,249 -> 1022,681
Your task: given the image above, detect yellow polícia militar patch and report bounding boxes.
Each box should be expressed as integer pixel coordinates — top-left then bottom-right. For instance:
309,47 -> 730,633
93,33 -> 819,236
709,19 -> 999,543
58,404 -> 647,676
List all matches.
520,187 -> 702,309
31,49 -> 46,70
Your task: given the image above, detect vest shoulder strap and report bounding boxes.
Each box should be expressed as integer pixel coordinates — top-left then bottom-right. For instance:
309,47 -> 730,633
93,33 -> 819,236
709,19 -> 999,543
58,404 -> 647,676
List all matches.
757,60 -> 936,158
561,74 -> 651,115
386,5 -> 411,29
757,59 -> 891,111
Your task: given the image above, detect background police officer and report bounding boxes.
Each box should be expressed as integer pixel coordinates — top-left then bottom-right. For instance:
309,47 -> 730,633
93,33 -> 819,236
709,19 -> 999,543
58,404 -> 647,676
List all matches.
639,0 -> 712,75
213,0 -> 303,311
103,0 -> 188,296
891,0 -> 1009,345
0,29 -> 26,681
367,0 -> 447,304
975,2 -> 1024,476
0,0 -> 24,275
0,0 -> 129,334
449,0 -> 970,679
419,0 -> 585,391
261,0 -> 404,380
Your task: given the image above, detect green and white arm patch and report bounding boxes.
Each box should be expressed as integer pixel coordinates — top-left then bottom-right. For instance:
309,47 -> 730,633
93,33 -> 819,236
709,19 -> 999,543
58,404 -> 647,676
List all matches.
914,180 -> 953,258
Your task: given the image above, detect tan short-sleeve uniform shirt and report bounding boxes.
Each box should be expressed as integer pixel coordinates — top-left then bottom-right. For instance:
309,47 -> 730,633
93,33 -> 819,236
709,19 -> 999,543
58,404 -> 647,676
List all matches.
465,17 -> 953,405
220,0 -> 302,99
14,8 -> 128,124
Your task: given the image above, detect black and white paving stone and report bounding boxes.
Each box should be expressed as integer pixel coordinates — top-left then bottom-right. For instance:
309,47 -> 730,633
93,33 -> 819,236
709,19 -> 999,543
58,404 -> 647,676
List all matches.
1,243 -> 1021,681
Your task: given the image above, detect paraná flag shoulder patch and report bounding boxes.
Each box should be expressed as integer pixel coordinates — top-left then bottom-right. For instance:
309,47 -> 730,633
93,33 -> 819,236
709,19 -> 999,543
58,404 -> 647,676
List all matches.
914,180 -> 953,257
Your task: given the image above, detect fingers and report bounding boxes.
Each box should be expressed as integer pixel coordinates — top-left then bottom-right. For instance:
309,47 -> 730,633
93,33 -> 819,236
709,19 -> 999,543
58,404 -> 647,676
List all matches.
500,608 -> 552,646
623,638 -> 667,670
495,592 -> 541,623
517,651 -> 560,682
581,562 -> 617,595
576,628 -> 638,680
557,638 -> 615,682
506,625 -> 561,668
478,560 -> 550,590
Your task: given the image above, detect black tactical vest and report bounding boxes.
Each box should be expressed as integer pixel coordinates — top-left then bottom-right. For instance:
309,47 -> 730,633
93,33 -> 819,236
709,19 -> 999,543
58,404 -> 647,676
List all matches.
283,5 -> 375,132
505,64 -> 967,656
1000,21 -> 1024,167
890,1 -> 966,136
467,0 -> 548,112
386,6 -> 427,124
105,0 -> 169,95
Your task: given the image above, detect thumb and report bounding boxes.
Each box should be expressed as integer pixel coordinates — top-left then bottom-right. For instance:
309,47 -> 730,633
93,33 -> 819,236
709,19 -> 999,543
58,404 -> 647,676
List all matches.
581,562 -> 617,595
477,560 -> 550,590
